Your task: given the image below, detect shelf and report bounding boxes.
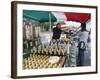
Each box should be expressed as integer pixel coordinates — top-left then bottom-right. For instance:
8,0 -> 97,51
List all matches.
36,53 -> 67,57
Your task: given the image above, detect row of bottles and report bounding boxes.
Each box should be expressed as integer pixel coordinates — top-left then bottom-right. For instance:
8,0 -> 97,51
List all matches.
31,39 -> 72,56
23,54 -> 65,69
50,39 -> 67,45
32,43 -> 68,56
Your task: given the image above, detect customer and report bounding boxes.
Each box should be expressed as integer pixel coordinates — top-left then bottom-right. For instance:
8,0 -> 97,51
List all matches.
77,22 -> 89,66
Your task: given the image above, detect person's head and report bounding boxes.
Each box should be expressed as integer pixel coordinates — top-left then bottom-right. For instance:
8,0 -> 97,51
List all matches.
56,23 -> 61,29
80,22 -> 86,31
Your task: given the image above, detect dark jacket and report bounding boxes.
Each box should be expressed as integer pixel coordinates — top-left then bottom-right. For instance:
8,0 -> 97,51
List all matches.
52,27 -> 61,39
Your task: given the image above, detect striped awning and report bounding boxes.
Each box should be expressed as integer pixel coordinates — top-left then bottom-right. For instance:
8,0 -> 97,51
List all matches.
23,10 -> 90,23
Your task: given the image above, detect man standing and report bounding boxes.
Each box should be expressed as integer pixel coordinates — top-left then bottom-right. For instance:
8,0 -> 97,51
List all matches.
52,23 -> 62,40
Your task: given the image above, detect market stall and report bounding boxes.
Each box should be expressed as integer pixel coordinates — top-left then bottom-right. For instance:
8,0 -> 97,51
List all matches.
23,10 -> 91,69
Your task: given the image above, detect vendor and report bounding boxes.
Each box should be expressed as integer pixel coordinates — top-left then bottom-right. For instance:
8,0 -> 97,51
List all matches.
52,23 -> 62,40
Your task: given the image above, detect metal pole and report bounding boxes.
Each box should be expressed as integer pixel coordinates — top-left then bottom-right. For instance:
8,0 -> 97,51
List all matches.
49,13 -> 52,40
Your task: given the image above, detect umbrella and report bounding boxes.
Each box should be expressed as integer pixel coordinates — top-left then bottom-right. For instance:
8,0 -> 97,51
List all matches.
52,11 -> 67,22
23,10 -> 57,22
64,12 -> 91,23
23,10 -> 90,23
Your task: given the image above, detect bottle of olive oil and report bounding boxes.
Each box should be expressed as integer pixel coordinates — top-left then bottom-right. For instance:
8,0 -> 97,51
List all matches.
33,46 -> 37,54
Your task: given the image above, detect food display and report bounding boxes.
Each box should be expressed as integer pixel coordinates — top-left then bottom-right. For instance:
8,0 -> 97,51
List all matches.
31,39 -> 69,56
23,54 -> 66,69
22,38 -> 78,69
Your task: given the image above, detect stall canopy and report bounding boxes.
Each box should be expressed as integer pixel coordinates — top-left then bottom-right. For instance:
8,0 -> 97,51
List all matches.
64,12 -> 91,23
23,10 -> 91,23
23,10 -> 57,22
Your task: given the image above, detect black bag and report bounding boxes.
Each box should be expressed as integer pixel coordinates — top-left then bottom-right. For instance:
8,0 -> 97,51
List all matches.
78,41 -> 86,50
